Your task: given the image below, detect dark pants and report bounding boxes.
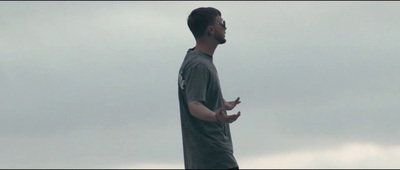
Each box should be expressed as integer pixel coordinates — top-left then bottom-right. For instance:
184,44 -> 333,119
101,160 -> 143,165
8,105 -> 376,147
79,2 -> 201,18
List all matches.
228,167 -> 239,170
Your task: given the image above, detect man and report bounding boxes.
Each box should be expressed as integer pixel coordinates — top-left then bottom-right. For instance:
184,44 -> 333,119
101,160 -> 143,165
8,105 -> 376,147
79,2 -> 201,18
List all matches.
178,7 -> 242,169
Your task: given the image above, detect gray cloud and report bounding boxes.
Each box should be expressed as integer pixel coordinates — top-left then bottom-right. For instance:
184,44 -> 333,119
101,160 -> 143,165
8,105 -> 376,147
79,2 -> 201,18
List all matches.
1,1 -> 399,168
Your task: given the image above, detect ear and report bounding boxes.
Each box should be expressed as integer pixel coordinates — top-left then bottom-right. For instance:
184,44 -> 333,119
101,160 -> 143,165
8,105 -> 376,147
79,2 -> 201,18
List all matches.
206,26 -> 214,37
208,26 -> 215,33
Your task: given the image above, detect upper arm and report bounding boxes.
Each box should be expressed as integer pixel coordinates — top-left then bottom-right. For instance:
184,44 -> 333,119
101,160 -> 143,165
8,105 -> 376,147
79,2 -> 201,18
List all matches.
189,100 -> 204,107
184,65 -> 209,104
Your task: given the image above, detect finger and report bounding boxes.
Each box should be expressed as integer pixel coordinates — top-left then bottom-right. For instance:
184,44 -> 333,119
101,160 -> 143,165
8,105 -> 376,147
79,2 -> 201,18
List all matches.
235,97 -> 240,102
233,111 -> 241,120
227,112 -> 241,121
235,97 -> 241,104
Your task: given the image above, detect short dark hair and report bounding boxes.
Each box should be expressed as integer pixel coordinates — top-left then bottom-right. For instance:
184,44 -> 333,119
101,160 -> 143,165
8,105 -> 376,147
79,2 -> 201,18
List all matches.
187,7 -> 221,38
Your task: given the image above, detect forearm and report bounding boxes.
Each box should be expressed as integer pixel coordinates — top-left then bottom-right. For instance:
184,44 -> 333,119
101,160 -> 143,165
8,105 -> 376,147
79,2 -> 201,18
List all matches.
188,101 -> 217,122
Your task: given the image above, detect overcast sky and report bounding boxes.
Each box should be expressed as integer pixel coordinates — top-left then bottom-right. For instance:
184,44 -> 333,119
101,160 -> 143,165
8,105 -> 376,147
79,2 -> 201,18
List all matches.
1,1 -> 399,169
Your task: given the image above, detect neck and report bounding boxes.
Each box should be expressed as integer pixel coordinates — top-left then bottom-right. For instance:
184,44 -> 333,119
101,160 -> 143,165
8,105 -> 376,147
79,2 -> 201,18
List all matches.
194,38 -> 218,56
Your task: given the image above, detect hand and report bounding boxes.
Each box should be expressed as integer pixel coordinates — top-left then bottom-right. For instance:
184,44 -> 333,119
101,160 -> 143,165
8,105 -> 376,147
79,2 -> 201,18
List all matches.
215,108 -> 241,124
224,97 -> 241,111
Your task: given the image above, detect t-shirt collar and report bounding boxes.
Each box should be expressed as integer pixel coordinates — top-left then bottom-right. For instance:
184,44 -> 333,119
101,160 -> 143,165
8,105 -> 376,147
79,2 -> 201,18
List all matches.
188,47 -> 213,60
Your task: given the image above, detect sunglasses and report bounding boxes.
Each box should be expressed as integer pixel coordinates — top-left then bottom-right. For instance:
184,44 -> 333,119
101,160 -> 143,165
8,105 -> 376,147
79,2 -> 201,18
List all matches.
221,20 -> 226,28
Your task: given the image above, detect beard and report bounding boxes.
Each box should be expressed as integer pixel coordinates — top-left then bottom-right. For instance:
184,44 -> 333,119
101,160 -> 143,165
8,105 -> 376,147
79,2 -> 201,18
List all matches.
215,33 -> 226,44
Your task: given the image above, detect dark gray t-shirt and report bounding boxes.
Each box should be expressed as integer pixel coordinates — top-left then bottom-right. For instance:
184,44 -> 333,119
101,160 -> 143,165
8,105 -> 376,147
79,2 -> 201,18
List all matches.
178,48 -> 238,169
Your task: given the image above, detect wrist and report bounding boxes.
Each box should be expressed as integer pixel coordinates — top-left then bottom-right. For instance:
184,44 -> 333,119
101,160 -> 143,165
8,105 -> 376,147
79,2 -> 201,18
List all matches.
215,112 -> 221,123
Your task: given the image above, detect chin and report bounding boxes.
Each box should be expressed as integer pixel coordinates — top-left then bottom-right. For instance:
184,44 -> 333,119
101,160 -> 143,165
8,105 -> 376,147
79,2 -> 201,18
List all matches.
215,35 -> 226,44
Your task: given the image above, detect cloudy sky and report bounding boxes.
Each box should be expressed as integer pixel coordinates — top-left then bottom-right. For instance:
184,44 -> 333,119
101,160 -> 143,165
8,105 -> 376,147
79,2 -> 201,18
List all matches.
1,1 -> 399,169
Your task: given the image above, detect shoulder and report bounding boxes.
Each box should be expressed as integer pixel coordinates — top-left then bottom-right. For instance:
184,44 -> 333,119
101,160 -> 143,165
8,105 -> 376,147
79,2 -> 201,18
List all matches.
184,54 -> 210,71
188,59 -> 209,70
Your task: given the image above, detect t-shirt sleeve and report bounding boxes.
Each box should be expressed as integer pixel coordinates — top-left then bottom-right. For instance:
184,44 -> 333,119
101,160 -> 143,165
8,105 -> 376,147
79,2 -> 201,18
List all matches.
184,65 -> 209,104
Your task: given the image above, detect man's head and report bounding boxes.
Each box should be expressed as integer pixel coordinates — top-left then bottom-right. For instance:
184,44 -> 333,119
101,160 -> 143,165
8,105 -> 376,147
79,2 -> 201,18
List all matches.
187,7 -> 227,44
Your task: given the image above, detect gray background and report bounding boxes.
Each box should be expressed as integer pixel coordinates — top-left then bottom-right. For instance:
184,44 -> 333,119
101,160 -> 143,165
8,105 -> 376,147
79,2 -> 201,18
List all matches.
1,1 -> 399,168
